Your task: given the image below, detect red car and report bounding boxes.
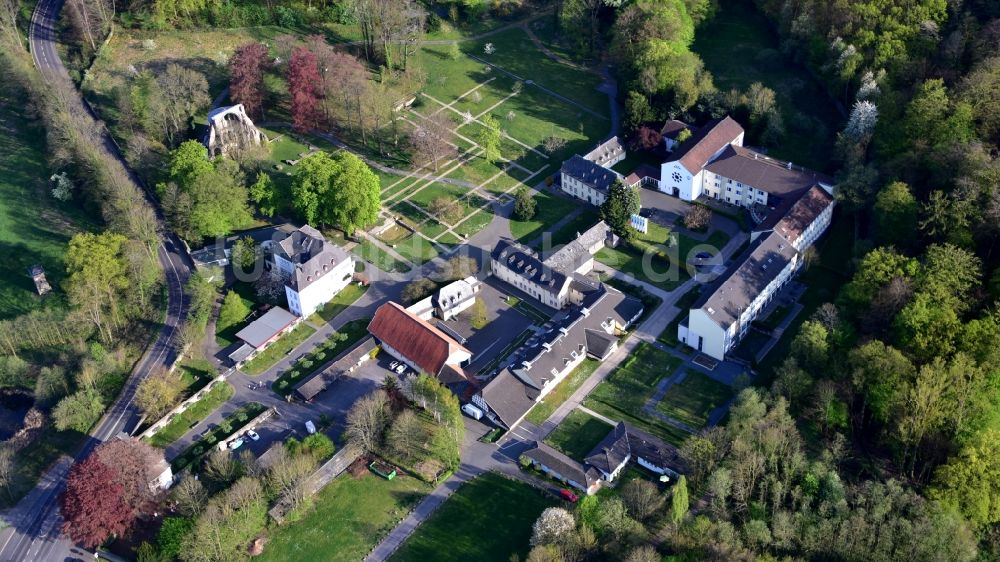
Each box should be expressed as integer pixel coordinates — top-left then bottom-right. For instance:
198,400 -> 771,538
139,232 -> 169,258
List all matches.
559,489 -> 579,503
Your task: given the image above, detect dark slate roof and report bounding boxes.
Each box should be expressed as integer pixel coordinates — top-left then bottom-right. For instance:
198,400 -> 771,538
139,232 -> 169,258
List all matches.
754,185 -> 834,244
624,423 -> 687,475
561,154 -> 621,194
692,231 -> 799,329
275,225 -> 353,292
585,422 -> 631,476
479,369 -> 539,428
584,328 -> 617,360
543,221 -> 610,274
704,145 -> 834,196
523,441 -> 600,488
669,116 -> 744,175
491,240 -> 569,295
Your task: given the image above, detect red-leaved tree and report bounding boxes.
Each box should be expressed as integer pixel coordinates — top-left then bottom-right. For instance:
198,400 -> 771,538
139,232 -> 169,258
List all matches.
634,125 -> 662,150
60,454 -> 133,548
287,47 -> 322,133
228,42 -> 270,118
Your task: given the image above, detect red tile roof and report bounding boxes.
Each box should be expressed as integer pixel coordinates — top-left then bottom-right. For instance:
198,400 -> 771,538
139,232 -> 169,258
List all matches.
368,302 -> 471,376
670,116 -> 744,174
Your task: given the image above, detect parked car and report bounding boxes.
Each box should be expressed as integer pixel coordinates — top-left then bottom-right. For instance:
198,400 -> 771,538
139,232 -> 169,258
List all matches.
305,420 -> 317,434
461,403 -> 484,420
394,363 -> 406,374
245,430 -> 260,441
389,360 -> 399,370
559,489 -> 579,503
227,438 -> 245,450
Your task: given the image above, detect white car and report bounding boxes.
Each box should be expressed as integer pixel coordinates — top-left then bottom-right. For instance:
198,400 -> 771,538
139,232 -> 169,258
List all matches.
245,430 -> 260,441
305,420 -> 317,435
394,363 -> 407,374
227,438 -> 245,450
389,360 -> 399,370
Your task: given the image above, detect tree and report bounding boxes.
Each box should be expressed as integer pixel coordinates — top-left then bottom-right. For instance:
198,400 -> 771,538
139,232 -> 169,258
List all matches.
402,278 -> 437,304
180,477 -> 267,562
153,64 -> 210,146
287,433 -> 336,461
94,439 -> 163,511
266,446 -> 317,511
599,180 -> 640,238
230,236 -> 258,271
35,365 -> 71,407
470,298 -> 488,329
531,507 -> 575,546
790,320 -> 829,371
410,112 -> 456,171
671,475 -> 689,524
249,172 -> 276,217
291,152 -> 381,235
477,114 -> 503,163
203,449 -> 240,488
598,497 -> 639,540
162,141 -> 253,240
171,474 -> 208,517
849,340 -> 915,424
621,479 -> 664,520
217,290 -> 250,334
288,47 -> 322,132
930,429 -> 999,528
60,453 -> 133,548
228,42 -> 270,118
53,389 -> 105,433
386,409 -> 423,460
512,186 -> 537,221
345,390 -> 389,454
157,517 -> 194,561
435,255 -> 478,281
135,369 -> 184,421
65,232 -> 130,343
0,447 -> 14,498
874,181 -> 918,247
624,545 -> 660,562
960,56 -> 1000,143
682,205 -> 711,231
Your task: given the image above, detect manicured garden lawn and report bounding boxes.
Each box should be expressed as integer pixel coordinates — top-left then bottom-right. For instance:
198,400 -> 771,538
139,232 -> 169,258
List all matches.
692,0 -> 840,171
390,233 -> 441,264
452,208 -> 494,239
171,401 -> 267,471
272,318 -> 370,396
509,191 -> 581,242
583,343 -> 690,446
654,370 -> 733,429
538,208 -> 601,250
544,409 -> 614,460
241,323 -> 317,376
0,82 -> 95,320
259,473 -> 433,562
525,359 -> 600,425
389,472 -> 555,562
356,238 -> 410,273
146,382 -> 235,449
308,282 -> 368,324
595,244 -> 688,292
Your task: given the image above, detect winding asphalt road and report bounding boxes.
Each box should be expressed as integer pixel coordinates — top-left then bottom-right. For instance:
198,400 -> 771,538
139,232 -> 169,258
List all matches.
0,0 -> 192,560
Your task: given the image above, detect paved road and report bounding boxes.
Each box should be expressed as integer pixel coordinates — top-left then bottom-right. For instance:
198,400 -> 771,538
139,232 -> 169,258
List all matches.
0,0 -> 192,560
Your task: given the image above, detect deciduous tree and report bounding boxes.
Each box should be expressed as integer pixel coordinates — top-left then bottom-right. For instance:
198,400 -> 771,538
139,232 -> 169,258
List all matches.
345,390 -> 389,454
228,42 -> 270,118
288,47 -> 322,132
135,369 -> 184,421
291,151 -> 381,235
477,114 -> 503,163
60,453 -> 133,548
410,112 -> 456,172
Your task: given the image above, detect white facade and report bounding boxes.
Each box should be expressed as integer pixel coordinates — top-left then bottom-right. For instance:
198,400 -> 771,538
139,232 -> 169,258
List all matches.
658,130 -> 744,201
285,260 -> 354,318
491,257 -> 570,309
561,173 -> 609,206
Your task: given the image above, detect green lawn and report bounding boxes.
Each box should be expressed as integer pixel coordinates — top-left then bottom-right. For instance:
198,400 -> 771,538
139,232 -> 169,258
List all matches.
583,343 -> 690,446
260,472 -> 433,562
692,0 -> 840,171
176,357 -> 217,398
272,318 -> 370,397
171,401 -> 267,471
525,359 -> 600,425
389,473 -> 555,562
452,208 -> 494,239
537,208 -> 601,250
241,323 -> 317,376
544,409 -> 614,461
0,81 -> 95,320
146,382 -> 235,449
654,370 -> 733,429
215,291 -> 255,347
390,234 -> 441,264
509,191 -> 582,242
307,282 -> 368,325
355,238 -> 410,273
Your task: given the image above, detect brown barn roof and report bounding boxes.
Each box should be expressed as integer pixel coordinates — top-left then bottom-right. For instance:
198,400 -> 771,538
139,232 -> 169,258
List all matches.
368,302 -> 471,375
756,186 -> 834,244
669,116 -> 744,174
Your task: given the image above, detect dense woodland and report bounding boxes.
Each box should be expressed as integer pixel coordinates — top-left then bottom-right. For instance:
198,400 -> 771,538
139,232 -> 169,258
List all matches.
0,0 -> 997,559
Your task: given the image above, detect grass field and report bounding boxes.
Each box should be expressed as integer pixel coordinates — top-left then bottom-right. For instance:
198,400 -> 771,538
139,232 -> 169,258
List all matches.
583,343 -> 690,446
241,323 -> 317,375
692,0 -> 840,171
146,382 -> 235,449
307,282 -> 368,325
390,472 -> 555,562
654,370 -> 733,429
525,359 -> 599,425
0,83 -> 94,320
545,409 -> 614,460
356,238 -> 410,273
509,191 -> 582,242
272,318 -> 370,396
259,472 -> 433,562
215,291 -> 255,347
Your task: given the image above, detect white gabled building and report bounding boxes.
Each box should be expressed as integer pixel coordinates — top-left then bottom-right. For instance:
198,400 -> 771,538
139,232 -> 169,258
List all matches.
679,185 -> 835,360
265,225 -> 355,318
560,137 -> 626,206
